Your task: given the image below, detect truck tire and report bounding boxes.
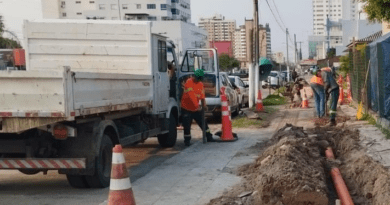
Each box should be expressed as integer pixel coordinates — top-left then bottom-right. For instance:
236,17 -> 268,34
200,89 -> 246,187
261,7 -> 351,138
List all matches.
85,134 -> 113,188
66,175 -> 89,188
157,114 -> 177,148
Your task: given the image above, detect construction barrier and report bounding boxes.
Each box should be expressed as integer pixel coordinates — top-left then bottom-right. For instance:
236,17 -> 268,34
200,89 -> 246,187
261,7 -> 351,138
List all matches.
256,90 -> 264,112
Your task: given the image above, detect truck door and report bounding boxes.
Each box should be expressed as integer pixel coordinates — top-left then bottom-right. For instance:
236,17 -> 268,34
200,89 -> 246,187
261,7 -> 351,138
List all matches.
153,40 -> 169,113
178,49 -> 219,106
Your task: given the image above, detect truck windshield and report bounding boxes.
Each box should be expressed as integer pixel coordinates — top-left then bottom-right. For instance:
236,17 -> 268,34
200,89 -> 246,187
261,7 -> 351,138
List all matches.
181,50 -> 215,73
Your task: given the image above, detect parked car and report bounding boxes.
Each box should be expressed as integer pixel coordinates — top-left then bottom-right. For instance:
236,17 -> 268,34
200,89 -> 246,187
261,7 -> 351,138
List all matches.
229,76 -> 249,108
262,71 -> 284,89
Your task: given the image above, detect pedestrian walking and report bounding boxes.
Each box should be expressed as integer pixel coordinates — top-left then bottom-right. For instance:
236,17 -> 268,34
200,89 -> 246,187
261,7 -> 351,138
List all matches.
321,67 -> 340,126
310,68 -> 325,118
181,69 -> 216,146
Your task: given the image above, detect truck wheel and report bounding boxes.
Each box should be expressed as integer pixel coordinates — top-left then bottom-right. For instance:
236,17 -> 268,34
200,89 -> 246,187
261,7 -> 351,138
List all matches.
85,134 -> 113,188
157,114 -> 177,148
66,175 -> 89,188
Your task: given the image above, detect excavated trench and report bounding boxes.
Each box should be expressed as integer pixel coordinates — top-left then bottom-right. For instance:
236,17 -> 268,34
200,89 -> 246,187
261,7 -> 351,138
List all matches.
208,124 -> 390,205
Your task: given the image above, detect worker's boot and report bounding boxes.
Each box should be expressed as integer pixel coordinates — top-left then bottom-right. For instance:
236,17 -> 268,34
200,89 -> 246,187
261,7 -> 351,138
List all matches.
329,119 -> 337,127
184,136 -> 191,146
206,132 -> 216,142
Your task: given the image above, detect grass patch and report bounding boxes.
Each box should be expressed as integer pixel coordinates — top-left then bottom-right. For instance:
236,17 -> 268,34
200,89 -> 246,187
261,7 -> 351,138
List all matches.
233,107 -> 279,129
262,94 -> 288,106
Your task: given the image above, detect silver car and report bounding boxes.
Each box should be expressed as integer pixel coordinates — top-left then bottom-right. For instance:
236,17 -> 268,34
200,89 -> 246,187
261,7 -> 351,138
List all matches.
229,76 -> 249,108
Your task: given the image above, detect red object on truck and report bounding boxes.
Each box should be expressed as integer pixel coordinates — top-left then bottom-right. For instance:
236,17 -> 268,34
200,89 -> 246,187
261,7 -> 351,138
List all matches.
13,49 -> 26,66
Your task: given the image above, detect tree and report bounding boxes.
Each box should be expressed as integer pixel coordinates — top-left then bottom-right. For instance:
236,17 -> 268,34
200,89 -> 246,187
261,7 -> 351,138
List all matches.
0,19 -> 21,49
327,48 -> 336,59
219,54 -> 240,71
361,0 -> 390,22
339,55 -> 351,75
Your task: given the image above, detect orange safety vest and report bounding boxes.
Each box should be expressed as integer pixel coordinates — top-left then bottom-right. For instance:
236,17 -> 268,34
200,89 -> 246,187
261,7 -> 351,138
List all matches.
181,78 -> 205,111
310,76 -> 324,85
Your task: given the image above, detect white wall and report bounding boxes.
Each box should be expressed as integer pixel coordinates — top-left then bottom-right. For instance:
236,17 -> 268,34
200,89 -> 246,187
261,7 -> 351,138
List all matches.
151,21 -> 208,62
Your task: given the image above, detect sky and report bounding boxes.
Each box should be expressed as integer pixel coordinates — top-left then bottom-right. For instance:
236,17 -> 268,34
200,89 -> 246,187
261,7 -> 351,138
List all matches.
191,0 -> 313,61
0,0 -> 313,61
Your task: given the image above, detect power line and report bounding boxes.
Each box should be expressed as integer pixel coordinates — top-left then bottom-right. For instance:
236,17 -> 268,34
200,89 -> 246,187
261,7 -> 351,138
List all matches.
271,0 -> 287,30
264,0 -> 294,45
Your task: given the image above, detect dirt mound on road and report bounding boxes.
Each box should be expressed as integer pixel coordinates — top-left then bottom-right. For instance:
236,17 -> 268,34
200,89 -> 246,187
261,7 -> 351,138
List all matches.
208,124 -> 331,205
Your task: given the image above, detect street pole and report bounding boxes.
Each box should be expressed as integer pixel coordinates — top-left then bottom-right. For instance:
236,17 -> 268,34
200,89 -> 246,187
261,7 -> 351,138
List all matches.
286,28 -> 290,82
294,34 -> 297,66
248,27 -> 254,108
254,0 -> 260,101
326,14 -> 330,54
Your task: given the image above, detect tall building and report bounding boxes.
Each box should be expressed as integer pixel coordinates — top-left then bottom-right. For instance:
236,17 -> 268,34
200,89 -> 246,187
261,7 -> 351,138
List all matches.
198,14 -> 236,42
310,0 -> 374,58
231,20 -> 271,68
41,0 -> 191,23
233,25 -> 247,65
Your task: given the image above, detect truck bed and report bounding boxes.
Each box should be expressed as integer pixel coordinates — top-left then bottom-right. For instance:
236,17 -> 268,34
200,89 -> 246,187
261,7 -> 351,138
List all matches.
0,68 -> 153,133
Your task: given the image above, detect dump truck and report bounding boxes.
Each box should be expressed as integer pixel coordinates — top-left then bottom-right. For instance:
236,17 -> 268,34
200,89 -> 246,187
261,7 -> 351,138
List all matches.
0,20 -> 181,188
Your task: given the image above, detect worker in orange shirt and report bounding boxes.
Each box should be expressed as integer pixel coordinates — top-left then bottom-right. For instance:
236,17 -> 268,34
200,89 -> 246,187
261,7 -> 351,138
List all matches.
181,69 -> 216,146
310,68 -> 325,118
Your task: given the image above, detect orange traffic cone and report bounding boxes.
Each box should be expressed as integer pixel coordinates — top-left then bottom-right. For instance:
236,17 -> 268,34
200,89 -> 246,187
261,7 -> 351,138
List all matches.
219,93 -> 237,142
346,74 -> 352,103
301,90 -> 309,108
338,76 -> 345,105
338,87 -> 345,105
256,90 -> 264,112
108,145 -> 136,205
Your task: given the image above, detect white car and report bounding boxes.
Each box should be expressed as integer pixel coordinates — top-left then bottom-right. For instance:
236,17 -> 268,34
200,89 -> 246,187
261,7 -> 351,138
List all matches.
229,76 -> 249,108
262,71 -> 284,89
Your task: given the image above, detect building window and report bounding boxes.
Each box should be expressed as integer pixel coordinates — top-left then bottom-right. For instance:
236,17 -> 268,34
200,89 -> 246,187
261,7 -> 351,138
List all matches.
137,4 -> 141,9
161,4 -> 167,10
111,4 -> 118,10
148,16 -> 157,21
77,12 -> 82,15
122,4 -> 128,9
99,4 -> 105,10
147,4 -> 156,9
61,1 -> 66,8
62,13 -> 67,17
76,1 -> 81,4
171,0 -> 179,3
89,1 -> 95,3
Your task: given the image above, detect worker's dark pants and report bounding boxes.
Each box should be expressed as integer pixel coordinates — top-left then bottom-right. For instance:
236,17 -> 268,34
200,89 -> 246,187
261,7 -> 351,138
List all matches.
182,109 -> 212,141
329,87 -> 340,121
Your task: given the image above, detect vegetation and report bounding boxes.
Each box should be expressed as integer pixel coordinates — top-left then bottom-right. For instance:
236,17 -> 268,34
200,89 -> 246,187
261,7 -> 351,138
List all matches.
326,48 -> 336,59
219,54 -> 240,71
262,94 -> 288,106
0,20 -> 21,49
361,0 -> 390,22
339,55 -> 351,75
233,107 -> 278,128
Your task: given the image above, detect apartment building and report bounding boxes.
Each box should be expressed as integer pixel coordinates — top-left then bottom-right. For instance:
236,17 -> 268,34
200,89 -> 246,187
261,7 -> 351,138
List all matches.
233,25 -> 247,65
42,0 -> 191,22
198,14 -> 236,42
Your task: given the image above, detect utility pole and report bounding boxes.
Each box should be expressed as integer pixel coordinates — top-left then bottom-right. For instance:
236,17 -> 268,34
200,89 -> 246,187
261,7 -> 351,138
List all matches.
254,0 -> 260,102
294,34 -> 297,66
326,14 -> 330,55
297,42 -> 303,61
286,28 -> 290,81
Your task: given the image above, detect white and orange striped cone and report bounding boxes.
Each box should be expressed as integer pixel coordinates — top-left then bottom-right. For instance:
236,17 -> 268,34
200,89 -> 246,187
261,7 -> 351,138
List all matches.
256,90 -> 264,112
108,145 -> 136,205
301,90 -> 309,108
217,93 -> 237,142
346,74 -> 352,103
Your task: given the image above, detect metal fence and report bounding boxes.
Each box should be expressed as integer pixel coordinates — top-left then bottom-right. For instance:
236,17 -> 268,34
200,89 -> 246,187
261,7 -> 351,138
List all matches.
349,45 -> 370,104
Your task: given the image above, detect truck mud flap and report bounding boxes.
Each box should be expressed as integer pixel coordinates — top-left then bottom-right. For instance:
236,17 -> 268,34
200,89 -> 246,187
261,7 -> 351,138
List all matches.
0,158 -> 86,169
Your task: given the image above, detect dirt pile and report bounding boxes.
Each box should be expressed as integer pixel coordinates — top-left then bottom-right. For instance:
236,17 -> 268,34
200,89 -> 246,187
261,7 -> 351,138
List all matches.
312,116 -> 350,126
208,124 -> 332,205
311,127 -> 390,205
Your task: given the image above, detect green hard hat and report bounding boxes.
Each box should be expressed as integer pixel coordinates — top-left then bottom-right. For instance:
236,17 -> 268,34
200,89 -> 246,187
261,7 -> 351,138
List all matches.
194,69 -> 205,79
